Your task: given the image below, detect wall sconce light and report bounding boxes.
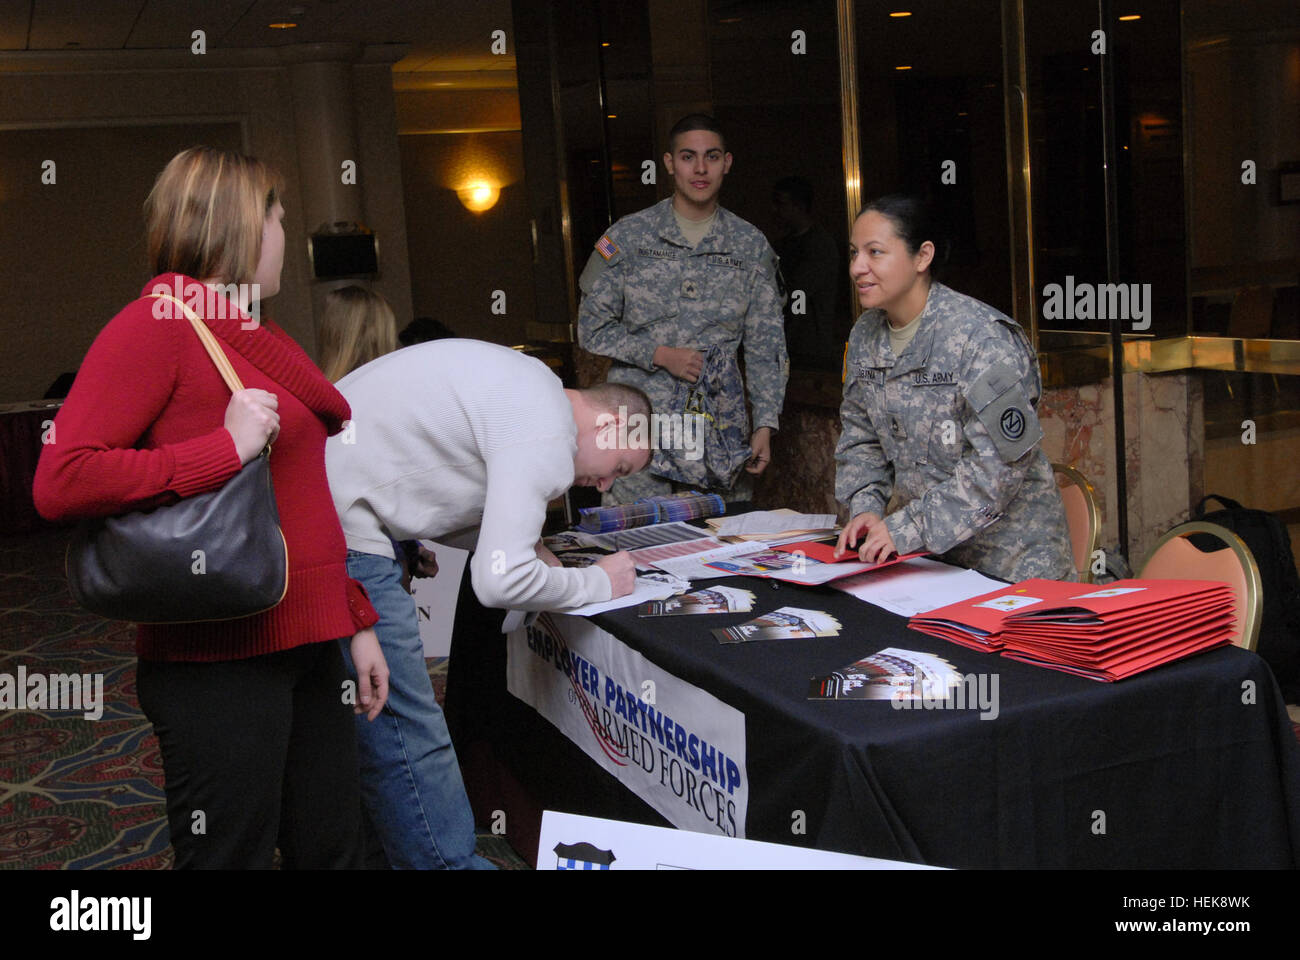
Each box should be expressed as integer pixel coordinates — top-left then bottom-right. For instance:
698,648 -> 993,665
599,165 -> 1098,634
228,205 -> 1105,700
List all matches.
457,181 -> 500,213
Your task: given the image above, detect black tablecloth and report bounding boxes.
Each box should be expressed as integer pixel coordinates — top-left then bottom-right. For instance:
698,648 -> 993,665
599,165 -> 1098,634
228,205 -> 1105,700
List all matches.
446,572 -> 1300,868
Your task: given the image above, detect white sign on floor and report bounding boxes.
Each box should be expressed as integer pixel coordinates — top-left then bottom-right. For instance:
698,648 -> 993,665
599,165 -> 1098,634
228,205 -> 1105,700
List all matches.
409,541 -> 469,658
539,810 -> 941,870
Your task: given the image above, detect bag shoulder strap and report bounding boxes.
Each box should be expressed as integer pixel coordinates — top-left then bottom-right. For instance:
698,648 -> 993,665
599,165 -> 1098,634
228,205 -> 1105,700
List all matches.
1194,493 -> 1243,517
148,293 -> 245,395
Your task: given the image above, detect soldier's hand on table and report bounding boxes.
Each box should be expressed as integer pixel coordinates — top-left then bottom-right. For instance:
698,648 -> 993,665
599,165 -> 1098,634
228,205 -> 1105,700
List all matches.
745,427 -> 773,474
350,627 -> 390,722
834,512 -> 883,559
595,551 -> 636,598
856,520 -> 898,564
653,345 -> 704,383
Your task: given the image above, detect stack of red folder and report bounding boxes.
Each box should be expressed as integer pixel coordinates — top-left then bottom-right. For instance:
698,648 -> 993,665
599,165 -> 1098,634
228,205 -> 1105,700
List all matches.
908,580 -> 1079,652
910,579 -> 1237,679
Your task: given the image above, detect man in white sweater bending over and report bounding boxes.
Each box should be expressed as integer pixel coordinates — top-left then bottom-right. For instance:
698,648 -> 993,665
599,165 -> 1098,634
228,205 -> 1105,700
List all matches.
326,339 -> 651,869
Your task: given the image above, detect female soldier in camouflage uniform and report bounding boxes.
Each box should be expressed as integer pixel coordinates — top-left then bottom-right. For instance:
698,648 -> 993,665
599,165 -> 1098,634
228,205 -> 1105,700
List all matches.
833,195 -> 1073,582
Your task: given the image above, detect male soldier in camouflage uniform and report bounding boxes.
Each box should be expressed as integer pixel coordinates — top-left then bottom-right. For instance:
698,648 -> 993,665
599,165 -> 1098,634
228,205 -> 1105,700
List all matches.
834,200 -> 1072,582
577,114 -> 788,504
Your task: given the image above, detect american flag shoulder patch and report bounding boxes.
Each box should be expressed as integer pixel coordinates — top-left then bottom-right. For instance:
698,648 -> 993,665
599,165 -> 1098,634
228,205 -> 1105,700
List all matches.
596,235 -> 619,260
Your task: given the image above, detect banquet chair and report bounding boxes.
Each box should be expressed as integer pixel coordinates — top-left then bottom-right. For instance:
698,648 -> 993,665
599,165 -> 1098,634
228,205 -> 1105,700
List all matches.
1052,464 -> 1101,583
1137,521 -> 1263,651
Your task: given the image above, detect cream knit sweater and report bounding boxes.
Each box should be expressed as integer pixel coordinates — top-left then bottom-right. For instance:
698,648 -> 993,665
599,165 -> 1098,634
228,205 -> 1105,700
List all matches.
326,339 -> 612,611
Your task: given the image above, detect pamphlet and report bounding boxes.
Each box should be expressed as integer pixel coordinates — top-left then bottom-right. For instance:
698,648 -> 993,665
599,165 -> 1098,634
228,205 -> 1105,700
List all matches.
712,607 -> 842,644
807,647 -> 962,701
638,586 -> 756,617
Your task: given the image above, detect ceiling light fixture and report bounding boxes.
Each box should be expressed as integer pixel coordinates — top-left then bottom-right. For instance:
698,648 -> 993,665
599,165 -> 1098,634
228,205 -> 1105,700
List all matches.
889,11 -> 913,17
268,22 -> 298,29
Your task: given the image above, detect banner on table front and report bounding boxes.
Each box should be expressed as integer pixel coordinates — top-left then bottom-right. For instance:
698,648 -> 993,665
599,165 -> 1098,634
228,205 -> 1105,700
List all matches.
507,613 -> 749,838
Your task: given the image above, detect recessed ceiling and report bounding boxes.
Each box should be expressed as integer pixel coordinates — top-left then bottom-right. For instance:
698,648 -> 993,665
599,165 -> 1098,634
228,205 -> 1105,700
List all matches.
0,0 -> 516,85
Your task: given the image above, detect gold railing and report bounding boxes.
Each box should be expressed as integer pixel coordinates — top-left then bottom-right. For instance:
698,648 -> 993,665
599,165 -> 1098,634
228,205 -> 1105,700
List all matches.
1039,334 -> 1300,388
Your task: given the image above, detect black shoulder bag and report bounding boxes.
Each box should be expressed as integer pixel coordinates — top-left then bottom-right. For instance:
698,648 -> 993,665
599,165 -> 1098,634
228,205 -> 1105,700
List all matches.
65,294 -> 288,623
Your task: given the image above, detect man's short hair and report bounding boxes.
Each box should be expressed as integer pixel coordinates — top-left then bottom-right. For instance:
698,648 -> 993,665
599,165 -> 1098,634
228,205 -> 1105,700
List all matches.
668,113 -> 727,153
398,316 -> 455,346
774,176 -> 814,213
583,382 -> 652,424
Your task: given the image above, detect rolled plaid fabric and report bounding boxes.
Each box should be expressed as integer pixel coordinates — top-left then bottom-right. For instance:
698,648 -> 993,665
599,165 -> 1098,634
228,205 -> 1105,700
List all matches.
576,491 -> 725,533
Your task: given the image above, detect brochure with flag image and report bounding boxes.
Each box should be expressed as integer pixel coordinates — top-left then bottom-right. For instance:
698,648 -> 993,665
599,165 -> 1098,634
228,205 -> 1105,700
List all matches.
638,586 -> 756,617
713,607 -> 842,644
808,648 -> 962,701
542,532 -> 614,568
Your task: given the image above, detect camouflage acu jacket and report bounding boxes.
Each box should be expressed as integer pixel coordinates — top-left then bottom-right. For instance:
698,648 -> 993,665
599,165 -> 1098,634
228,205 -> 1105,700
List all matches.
577,198 -> 789,481
834,281 -> 1073,582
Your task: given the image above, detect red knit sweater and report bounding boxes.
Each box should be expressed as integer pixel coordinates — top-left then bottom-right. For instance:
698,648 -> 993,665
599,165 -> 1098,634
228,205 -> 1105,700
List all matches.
34,273 -> 378,661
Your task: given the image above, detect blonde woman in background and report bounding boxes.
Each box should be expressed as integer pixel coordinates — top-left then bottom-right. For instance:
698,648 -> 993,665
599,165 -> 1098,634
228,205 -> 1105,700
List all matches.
318,285 -> 399,383
319,285 -> 481,867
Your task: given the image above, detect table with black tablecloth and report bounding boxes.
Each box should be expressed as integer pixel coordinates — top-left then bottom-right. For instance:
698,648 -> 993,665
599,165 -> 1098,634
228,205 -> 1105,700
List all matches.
445,568 -> 1300,868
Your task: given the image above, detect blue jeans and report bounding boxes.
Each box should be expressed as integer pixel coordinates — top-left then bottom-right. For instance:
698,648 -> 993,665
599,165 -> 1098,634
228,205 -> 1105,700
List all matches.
340,550 -> 494,869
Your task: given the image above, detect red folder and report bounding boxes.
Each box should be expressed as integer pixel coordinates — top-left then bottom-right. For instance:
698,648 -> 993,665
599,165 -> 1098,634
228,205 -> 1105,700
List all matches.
1002,580 -> 1231,622
1003,631 -> 1233,681
911,578 -> 1238,678
995,579 -> 1238,681
771,540 -> 926,566
706,547 -> 927,585
908,579 -> 1088,652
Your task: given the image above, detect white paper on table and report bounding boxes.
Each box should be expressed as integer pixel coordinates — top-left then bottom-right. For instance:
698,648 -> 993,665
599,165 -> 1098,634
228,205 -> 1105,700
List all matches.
562,577 -> 679,616
759,531 -> 840,547
712,511 -> 838,537
627,535 -> 726,568
650,540 -> 772,580
832,557 -> 1006,617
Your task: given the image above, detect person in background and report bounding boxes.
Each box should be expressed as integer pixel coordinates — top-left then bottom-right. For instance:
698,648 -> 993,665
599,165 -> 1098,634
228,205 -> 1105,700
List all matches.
833,194 -> 1073,582
33,146 -> 388,869
771,176 -> 844,371
398,315 -> 456,346
577,113 -> 788,505
318,285 -> 399,383
318,287 -> 437,630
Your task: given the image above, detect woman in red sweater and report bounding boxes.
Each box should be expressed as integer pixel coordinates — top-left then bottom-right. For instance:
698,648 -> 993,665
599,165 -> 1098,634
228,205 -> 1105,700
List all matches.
33,147 -> 389,869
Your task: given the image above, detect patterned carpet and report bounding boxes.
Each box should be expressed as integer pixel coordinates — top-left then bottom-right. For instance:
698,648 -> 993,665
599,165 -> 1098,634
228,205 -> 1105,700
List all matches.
0,528 -> 528,870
